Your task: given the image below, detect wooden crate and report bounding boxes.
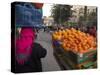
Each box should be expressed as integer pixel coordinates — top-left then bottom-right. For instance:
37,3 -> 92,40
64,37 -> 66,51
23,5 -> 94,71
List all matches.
52,40 -> 97,65
54,52 -> 97,69
61,46 -> 97,64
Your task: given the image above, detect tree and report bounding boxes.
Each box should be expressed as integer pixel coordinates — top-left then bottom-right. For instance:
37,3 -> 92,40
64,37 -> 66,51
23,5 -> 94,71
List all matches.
51,4 -> 72,24
84,6 -> 87,21
78,6 -> 97,27
51,5 -> 60,24
87,8 -> 97,27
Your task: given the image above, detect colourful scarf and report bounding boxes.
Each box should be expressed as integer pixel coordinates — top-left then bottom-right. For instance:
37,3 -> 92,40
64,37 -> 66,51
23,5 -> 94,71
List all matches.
16,28 -> 35,65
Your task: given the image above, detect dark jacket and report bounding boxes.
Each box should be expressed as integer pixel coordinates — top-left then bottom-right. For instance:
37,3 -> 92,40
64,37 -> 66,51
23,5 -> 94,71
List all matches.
15,42 -> 47,73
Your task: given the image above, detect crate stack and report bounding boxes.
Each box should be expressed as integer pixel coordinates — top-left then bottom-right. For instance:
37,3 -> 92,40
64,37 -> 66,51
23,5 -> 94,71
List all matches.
52,28 -> 97,70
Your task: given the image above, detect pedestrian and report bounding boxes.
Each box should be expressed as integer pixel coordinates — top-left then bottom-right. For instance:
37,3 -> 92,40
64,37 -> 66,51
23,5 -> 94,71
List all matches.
44,26 -> 46,32
15,27 -> 47,73
88,26 -> 97,37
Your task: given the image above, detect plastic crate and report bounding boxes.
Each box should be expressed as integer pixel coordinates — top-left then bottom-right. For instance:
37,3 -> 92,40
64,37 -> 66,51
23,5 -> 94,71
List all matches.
52,40 -> 61,47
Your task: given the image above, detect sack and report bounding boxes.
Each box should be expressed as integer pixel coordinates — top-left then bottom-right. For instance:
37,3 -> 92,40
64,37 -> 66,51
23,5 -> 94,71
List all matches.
15,2 -> 43,27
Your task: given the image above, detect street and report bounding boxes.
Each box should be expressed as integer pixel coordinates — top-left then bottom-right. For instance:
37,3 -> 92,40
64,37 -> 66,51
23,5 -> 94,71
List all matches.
35,30 -> 61,71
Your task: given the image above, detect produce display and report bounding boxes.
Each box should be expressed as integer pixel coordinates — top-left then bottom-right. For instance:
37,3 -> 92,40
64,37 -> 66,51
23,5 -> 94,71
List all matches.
52,28 -> 97,54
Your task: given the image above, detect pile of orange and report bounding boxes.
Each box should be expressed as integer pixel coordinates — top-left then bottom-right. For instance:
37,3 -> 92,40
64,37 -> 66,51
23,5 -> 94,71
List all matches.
52,28 -> 97,54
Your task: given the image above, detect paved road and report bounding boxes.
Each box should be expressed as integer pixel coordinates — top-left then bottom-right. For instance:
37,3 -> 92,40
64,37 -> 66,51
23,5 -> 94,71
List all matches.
35,30 -> 61,72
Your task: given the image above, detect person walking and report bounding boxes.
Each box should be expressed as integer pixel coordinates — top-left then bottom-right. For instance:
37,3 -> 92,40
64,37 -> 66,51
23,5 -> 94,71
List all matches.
15,27 -> 47,73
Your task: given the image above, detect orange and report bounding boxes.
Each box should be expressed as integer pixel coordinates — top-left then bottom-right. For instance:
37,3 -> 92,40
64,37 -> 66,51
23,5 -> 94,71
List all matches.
52,28 -> 97,53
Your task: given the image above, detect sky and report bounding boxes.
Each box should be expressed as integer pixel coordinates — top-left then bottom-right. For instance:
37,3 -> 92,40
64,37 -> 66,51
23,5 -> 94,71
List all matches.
42,3 -> 53,17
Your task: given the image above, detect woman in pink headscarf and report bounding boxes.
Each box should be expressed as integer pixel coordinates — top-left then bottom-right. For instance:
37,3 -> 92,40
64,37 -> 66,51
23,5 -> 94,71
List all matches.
15,27 -> 47,73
